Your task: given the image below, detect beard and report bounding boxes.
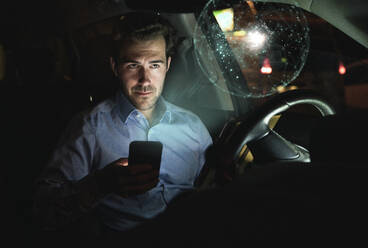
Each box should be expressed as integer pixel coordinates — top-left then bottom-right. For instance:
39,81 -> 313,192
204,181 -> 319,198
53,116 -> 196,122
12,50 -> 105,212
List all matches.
132,85 -> 156,93
129,84 -> 160,111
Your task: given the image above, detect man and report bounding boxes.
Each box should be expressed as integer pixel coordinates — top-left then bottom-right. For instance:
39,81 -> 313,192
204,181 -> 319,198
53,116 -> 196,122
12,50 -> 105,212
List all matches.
33,11 -> 212,240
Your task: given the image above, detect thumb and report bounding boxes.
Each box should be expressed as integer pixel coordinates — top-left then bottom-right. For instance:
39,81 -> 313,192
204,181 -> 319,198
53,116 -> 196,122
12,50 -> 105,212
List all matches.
116,158 -> 128,167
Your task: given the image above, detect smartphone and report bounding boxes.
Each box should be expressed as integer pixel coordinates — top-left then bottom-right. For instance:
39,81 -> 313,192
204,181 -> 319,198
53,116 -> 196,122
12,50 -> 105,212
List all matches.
128,141 -> 163,169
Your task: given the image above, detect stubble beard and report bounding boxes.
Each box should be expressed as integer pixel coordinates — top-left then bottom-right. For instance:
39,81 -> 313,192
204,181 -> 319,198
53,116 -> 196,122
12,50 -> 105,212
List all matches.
131,85 -> 159,111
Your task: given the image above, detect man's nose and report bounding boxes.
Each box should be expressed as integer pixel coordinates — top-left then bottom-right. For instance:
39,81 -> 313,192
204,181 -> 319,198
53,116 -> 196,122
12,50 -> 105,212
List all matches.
138,67 -> 151,83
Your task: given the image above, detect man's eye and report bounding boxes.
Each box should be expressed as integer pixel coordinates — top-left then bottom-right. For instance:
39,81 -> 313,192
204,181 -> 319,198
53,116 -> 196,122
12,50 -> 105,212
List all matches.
151,64 -> 160,69
127,64 -> 139,69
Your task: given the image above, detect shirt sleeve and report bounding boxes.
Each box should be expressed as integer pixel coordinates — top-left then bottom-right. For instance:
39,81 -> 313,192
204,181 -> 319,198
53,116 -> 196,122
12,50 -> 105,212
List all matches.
33,112 -> 102,231
195,117 -> 213,183
199,121 -> 213,170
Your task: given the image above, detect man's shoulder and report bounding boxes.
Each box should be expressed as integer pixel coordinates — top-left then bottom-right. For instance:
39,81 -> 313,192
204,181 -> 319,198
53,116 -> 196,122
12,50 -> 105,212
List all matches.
89,98 -> 116,116
165,100 -> 213,145
75,97 -> 116,126
164,100 -> 210,133
165,101 -> 200,120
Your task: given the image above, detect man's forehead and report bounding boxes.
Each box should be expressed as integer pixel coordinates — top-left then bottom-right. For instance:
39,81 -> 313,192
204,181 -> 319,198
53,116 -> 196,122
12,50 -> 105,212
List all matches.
118,37 -> 167,59
120,49 -> 165,61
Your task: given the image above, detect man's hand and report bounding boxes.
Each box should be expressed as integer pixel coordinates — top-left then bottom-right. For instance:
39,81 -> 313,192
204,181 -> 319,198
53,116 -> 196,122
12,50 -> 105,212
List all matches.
95,158 -> 159,197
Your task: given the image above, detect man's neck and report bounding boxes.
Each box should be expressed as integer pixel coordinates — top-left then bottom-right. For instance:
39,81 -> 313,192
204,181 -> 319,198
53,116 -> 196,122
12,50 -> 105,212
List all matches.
138,98 -> 166,126
140,108 -> 155,124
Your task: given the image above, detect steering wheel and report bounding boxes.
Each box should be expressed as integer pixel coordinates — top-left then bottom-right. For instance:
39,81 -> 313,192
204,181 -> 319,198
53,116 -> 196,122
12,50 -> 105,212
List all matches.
206,89 -> 336,185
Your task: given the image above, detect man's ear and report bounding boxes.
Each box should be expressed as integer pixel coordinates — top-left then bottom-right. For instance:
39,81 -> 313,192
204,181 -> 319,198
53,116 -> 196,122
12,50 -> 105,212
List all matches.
166,56 -> 171,72
110,57 -> 118,77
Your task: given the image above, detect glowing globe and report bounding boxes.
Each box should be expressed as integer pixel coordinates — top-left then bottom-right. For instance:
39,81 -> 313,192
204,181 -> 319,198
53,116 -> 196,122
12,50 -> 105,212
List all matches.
193,0 -> 310,98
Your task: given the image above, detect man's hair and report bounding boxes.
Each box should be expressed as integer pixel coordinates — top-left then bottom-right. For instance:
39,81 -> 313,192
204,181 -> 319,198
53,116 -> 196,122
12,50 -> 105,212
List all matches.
112,12 -> 177,58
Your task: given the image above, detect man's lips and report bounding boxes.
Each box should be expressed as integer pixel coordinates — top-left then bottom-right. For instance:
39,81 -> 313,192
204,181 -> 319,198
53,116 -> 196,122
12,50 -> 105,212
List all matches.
134,91 -> 152,96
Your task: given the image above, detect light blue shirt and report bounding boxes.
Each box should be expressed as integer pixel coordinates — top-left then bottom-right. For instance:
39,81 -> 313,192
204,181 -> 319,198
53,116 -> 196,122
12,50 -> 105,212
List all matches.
39,90 -> 213,231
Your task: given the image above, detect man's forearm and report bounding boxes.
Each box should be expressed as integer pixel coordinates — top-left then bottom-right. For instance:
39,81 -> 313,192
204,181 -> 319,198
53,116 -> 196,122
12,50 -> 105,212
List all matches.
33,172 -> 104,231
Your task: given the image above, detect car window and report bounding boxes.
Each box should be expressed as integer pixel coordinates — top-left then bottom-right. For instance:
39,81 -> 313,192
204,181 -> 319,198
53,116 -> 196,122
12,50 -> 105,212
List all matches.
192,0 -> 368,114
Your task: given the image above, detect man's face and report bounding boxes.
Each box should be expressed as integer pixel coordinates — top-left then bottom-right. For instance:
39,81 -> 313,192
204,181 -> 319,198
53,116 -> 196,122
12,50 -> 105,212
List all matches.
112,36 -> 171,114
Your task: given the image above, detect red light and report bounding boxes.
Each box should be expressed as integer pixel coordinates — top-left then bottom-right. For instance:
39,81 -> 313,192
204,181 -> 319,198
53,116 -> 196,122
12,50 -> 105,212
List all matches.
339,62 -> 346,75
260,58 -> 272,74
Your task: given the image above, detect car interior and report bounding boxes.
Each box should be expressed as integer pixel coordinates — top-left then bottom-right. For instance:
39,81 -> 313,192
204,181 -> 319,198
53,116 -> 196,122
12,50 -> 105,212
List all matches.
1,0 -> 368,245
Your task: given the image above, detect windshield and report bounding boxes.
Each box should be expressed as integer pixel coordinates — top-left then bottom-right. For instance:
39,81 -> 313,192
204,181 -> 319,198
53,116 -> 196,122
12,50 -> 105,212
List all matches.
193,0 -> 368,114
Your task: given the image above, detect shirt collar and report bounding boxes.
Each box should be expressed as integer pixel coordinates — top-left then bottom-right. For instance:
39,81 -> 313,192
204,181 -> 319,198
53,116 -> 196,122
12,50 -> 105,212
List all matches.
152,97 -> 172,125
115,90 -> 172,124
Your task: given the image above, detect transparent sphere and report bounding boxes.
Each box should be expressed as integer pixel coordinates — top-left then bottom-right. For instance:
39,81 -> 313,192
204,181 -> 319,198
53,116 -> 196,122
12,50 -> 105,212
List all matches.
193,0 -> 310,98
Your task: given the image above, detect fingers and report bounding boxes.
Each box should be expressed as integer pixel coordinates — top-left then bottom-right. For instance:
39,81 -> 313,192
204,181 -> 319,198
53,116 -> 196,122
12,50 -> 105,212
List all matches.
126,163 -> 155,175
117,178 -> 159,197
113,158 -> 153,174
111,160 -> 160,197
115,158 -> 128,167
117,168 -> 159,185
97,158 -> 160,196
